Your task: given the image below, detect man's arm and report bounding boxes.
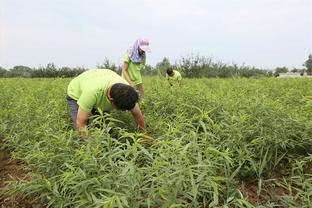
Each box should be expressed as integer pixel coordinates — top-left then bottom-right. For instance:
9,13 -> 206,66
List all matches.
130,103 -> 146,132
76,107 -> 91,138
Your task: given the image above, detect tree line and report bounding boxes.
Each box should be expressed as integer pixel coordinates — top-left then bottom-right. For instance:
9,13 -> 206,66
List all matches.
0,63 -> 85,78
1,54 -> 311,78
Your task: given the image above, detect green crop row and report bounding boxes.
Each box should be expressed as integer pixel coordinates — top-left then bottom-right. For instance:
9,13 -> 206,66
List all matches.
0,77 -> 311,207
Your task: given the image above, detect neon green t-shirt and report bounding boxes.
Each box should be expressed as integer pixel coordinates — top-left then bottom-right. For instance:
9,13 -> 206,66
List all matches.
122,53 -> 146,85
166,70 -> 182,83
67,69 -> 128,112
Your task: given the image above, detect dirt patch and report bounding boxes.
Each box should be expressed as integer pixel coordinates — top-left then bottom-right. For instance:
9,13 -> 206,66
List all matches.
0,136 -> 43,207
0,140 -> 26,185
237,178 -> 290,205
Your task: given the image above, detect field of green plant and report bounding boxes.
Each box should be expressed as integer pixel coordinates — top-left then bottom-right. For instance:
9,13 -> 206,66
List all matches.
0,77 -> 311,207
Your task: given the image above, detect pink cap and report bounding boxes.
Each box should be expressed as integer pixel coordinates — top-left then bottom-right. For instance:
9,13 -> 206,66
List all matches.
138,39 -> 151,53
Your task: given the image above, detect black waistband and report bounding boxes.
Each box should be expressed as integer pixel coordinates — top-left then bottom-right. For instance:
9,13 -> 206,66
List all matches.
66,95 -> 77,101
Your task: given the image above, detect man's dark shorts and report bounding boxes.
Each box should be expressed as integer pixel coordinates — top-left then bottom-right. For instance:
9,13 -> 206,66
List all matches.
66,95 -> 79,129
66,95 -> 102,129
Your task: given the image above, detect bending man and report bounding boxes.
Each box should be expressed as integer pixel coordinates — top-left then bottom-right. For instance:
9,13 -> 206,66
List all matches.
66,69 -> 146,137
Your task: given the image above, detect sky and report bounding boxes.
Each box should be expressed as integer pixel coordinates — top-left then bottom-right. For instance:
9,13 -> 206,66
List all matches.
0,0 -> 311,70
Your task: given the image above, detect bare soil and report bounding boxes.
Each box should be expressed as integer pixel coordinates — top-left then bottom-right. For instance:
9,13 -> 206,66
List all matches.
237,177 -> 290,205
0,136 -> 43,208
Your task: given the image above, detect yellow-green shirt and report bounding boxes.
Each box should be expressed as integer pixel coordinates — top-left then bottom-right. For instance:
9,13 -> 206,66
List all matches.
122,53 -> 146,85
67,69 -> 128,112
166,70 -> 182,83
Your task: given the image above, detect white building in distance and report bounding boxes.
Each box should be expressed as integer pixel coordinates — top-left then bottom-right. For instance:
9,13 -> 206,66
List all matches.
278,72 -> 311,78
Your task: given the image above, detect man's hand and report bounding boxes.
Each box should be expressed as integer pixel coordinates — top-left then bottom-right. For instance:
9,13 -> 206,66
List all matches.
76,107 -> 91,139
130,103 -> 146,132
79,126 -> 89,139
137,133 -> 154,148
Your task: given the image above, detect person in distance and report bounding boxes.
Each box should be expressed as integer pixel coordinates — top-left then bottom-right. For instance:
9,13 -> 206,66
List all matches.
166,67 -> 182,87
121,39 -> 151,97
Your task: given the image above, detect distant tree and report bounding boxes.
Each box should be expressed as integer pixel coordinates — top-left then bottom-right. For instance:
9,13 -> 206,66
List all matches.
141,64 -> 156,76
59,66 -> 73,77
179,55 -> 209,78
155,57 -> 170,76
267,71 -> 273,77
0,66 -> 7,77
9,65 -> 32,77
178,54 -> 240,78
70,67 -> 86,77
303,54 -> 312,75
97,57 -> 117,72
274,67 -> 288,77
45,63 -> 58,77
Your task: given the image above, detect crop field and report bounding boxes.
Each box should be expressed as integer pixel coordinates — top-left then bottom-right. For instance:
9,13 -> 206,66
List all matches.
0,76 -> 311,207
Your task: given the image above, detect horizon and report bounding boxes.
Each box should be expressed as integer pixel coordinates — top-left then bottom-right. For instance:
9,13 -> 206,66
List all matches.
0,55 -> 309,71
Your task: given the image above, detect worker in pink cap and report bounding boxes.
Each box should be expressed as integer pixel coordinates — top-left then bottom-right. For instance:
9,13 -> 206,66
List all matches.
121,39 -> 151,97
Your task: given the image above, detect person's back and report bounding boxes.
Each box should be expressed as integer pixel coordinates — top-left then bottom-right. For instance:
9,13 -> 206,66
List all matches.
166,70 -> 182,81
67,69 -> 128,112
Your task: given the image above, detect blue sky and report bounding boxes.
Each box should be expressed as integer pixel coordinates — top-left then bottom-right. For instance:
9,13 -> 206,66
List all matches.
0,0 -> 311,70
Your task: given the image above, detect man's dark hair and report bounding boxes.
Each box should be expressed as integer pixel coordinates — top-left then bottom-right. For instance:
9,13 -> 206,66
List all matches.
166,67 -> 174,75
110,83 -> 138,110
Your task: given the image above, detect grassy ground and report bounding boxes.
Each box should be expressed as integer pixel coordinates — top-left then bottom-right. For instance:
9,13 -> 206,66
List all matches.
0,76 -> 311,207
